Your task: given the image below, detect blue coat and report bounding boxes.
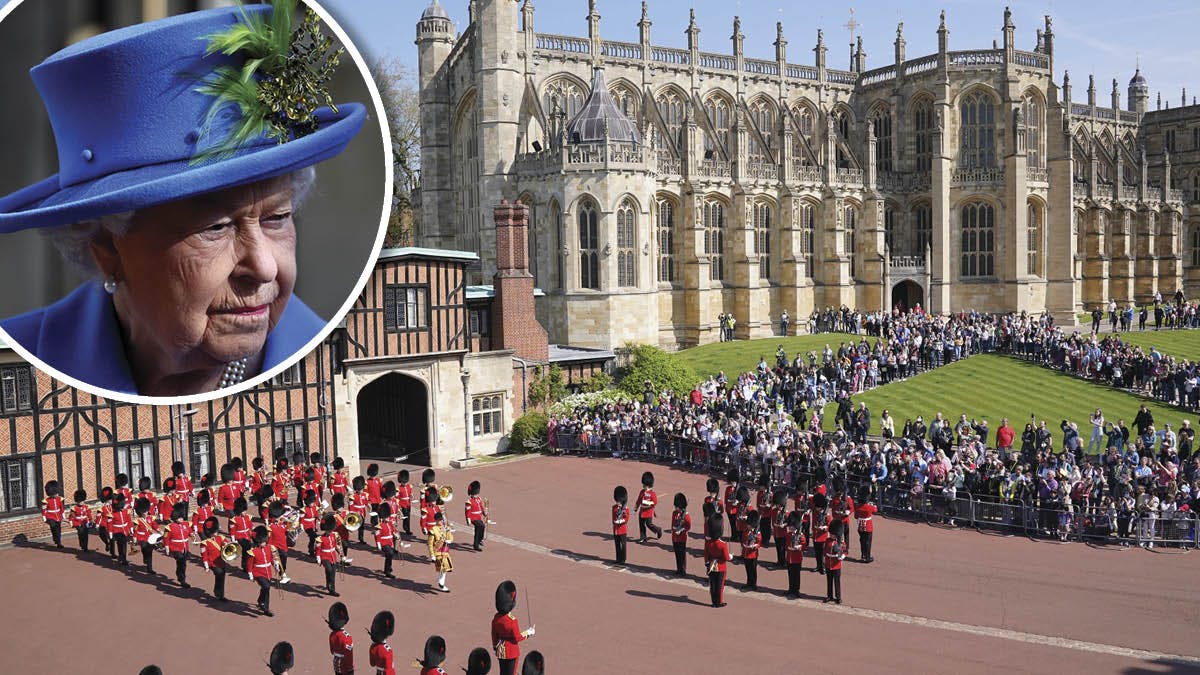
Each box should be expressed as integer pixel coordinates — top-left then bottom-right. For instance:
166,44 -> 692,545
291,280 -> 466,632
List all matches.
1,281 -> 325,395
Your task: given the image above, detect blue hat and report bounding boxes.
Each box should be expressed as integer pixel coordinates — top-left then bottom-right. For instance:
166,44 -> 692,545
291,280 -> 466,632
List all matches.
0,3 -> 366,233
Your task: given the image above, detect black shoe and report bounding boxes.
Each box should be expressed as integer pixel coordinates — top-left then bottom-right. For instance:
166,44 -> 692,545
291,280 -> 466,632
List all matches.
216,596 -> 228,603
56,544 -> 63,549
180,582 -> 190,589
823,597 -> 833,603
715,602 -> 727,608
473,546 -> 482,552
263,609 -> 274,617
836,599 -> 842,605
328,590 -> 340,597
383,572 -> 395,579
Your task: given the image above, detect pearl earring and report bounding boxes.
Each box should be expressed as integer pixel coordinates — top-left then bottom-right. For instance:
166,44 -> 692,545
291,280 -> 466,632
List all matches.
103,277 -> 118,294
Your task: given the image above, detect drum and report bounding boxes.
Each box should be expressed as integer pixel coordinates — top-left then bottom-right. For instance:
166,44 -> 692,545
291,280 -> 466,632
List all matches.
147,532 -> 162,545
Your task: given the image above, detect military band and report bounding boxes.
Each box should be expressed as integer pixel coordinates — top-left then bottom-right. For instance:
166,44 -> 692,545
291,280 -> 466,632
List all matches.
198,516 -> 231,601
466,480 -> 487,551
491,580 -> 535,675
634,471 -> 662,542
430,511 -> 454,592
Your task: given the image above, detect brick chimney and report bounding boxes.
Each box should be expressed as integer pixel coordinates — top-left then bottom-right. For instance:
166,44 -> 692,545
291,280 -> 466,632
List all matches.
492,200 -> 548,361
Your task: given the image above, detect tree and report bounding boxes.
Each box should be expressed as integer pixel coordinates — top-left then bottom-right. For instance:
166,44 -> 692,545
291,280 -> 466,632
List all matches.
616,344 -> 699,401
527,365 -> 568,409
370,57 -> 420,246
581,370 -> 613,393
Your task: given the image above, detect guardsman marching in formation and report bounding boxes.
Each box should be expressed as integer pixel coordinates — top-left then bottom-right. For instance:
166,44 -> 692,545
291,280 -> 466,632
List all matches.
430,511 -> 454,593
755,480 -> 772,548
132,497 -> 158,575
95,486 -> 114,557
109,493 -> 133,566
329,457 -> 349,498
365,463 -> 383,528
267,501 -> 290,576
327,601 -> 353,675
309,453 -> 326,499
784,510 -> 806,599
521,652 -> 545,675
192,489 -> 215,535
41,480 -> 64,548
301,491 -> 321,558
703,514 -> 731,608
855,488 -> 878,563
669,492 -> 690,576
116,473 -> 133,507
830,487 -> 855,558
249,525 -> 275,616
807,492 -> 830,575
723,470 -> 740,544
231,457 -> 248,495
491,580 -> 535,675
634,471 -> 663,542
229,496 -> 255,574
172,461 -> 193,503
704,478 -> 724,519
136,476 -> 155,514
375,501 -> 398,578
464,648 -> 491,675
69,489 -> 91,552
217,464 -> 238,515
770,489 -> 789,568
269,641 -> 294,675
466,480 -> 487,551
733,485 -> 752,551
317,514 -> 342,596
417,635 -> 448,675
331,493 -> 354,563
396,469 -> 414,538
198,516 -> 230,602
368,610 -> 396,675
741,510 -> 762,591
271,458 -> 290,504
350,476 -> 370,545
824,521 -> 846,604
611,485 -> 628,565
166,501 -> 193,588
249,457 -> 267,494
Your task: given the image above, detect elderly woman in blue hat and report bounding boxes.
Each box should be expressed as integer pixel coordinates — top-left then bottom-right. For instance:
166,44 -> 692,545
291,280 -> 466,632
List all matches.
0,2 -> 366,397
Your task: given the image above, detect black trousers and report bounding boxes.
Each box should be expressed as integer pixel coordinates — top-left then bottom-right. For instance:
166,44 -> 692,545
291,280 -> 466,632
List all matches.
401,506 -> 412,536
787,562 -> 802,595
614,533 -> 627,563
744,558 -> 758,589
811,539 -> 825,572
305,528 -> 317,557
256,576 -> 271,612
472,520 -> 486,549
173,550 -> 188,584
323,560 -> 337,592
76,526 -> 90,552
237,538 -> 253,573
382,546 -> 395,575
47,520 -> 62,547
759,519 -> 772,548
638,516 -> 662,540
672,541 -> 686,574
211,567 -> 226,599
140,542 -> 154,572
113,533 -> 128,564
277,549 -> 288,573
859,530 -> 873,561
726,513 -> 738,542
826,568 -> 842,601
708,570 -> 725,606
99,527 -> 111,553
774,539 -> 786,567
498,658 -> 517,675
839,523 -> 851,556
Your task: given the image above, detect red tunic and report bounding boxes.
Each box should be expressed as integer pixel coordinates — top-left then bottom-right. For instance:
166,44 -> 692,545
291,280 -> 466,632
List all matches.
156,494 -> 175,524
217,484 -> 237,512
200,534 -> 228,569
611,504 -> 628,536
96,505 -> 113,532
824,539 -> 844,571
317,532 -> 341,564
233,468 -> 248,495
302,480 -> 322,503
229,514 -> 253,541
329,629 -> 354,675
755,489 -> 770,512
312,465 -> 326,496
173,475 -> 193,501
42,496 -> 63,523
723,485 -> 738,516
350,492 -> 370,518
375,520 -> 396,549
369,641 -> 394,675
810,510 -> 831,543
771,506 -> 788,539
420,504 -> 439,534
109,508 -> 133,536
117,486 -> 134,506
166,521 -> 192,554
133,516 -> 156,544
69,503 -> 91,528
366,476 -> 383,505
854,502 -> 878,533
832,496 -> 855,529
249,470 -> 265,495
670,509 -> 691,543
268,521 -> 288,552
291,465 -> 306,489
635,488 -> 657,519
190,505 -> 213,534
271,473 -> 289,502
703,538 -> 730,573
465,496 -> 485,522
136,489 -> 155,509
704,494 -> 724,516
741,529 -> 761,560
396,483 -> 412,509
785,528 -> 806,564
249,544 -> 274,580
491,612 -> 526,660
301,504 -> 320,531
330,470 -> 349,496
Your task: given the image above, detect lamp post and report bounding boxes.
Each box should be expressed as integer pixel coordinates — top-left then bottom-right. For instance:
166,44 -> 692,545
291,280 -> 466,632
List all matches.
461,369 -> 472,461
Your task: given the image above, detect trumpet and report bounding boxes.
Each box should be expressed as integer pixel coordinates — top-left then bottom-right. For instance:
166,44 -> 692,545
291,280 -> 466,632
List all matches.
344,513 -> 363,532
438,485 -> 454,504
220,541 -> 242,563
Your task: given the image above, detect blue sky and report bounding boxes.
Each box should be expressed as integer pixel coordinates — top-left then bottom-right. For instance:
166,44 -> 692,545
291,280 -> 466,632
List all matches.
321,0 -> 1200,108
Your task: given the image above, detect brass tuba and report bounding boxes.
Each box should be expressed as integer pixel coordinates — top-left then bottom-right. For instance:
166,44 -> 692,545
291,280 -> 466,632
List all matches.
221,541 -> 242,563
438,485 -> 454,504
344,512 -> 363,531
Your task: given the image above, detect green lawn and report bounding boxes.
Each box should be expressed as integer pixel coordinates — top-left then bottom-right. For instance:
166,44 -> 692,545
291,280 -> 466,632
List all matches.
676,333 -> 880,379
814,353 -> 1194,439
1107,329 -> 1200,362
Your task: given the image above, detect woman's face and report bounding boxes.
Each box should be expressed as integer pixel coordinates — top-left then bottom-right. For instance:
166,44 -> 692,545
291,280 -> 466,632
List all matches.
96,176 -> 297,374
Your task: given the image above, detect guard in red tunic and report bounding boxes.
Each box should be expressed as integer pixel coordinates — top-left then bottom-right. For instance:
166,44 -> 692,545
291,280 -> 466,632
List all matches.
741,510 -> 762,591
491,580 -> 535,675
196,473 -> 215,510
634,471 -> 663,542
464,648 -> 491,675
171,461 -> 193,503
823,521 -> 845,604
132,497 -> 158,575
784,510 -> 806,599
331,494 -> 354,563
375,502 -> 398,578
301,469 -> 322,511
309,453 -> 326,499
521,651 -> 544,675
755,481 -> 772,548
95,486 -> 114,557
191,490 -> 215,537
110,493 -> 133,566
382,482 -> 403,543
272,458 -> 291,503
466,480 -> 487,551
217,464 -> 238,515
198,516 -> 230,601
329,457 -> 349,498
723,469 -> 740,543
669,492 -> 691,576
350,476 -> 371,544
249,525 -> 275,616
166,502 -> 192,588
396,469 -> 414,538
69,489 -> 92,552
733,486 -> 752,554
157,478 -> 177,524
830,487 -> 855,557
301,491 -> 321,558
611,485 -> 629,565
115,473 -> 133,507
249,457 -> 267,495
327,601 -> 354,675
809,492 -> 830,575
267,501 -> 290,576
135,476 -> 155,516
704,478 -> 724,519
368,610 -> 396,675
770,489 -> 789,567
703,515 -> 732,607
291,452 -> 307,505
418,635 -> 448,675
231,457 -> 248,497
365,463 -> 383,528
42,480 -> 64,548
317,514 -> 341,596
229,497 -> 255,573
269,641 -> 294,675
854,488 -> 877,563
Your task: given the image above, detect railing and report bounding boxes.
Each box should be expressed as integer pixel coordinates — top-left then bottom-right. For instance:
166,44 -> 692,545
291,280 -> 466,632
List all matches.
791,161 -> 822,183
1119,185 -> 1140,202
535,33 -> 589,54
1070,102 -> 1091,116
512,147 -> 562,174
833,167 -> 864,186
948,49 -> 1004,67
743,58 -> 779,76
905,55 -> 938,75
1095,107 -> 1116,121
698,159 -> 731,178
651,46 -> 690,65
1012,50 -> 1050,69
785,64 -> 818,80
656,154 -> 681,176
698,52 -> 735,70
877,171 -> 930,192
890,255 -> 926,269
514,142 -> 646,172
951,167 -> 1005,185
1026,166 -> 1049,183
600,40 -> 642,60
827,69 -> 857,85
745,160 -> 779,181
860,65 -> 896,86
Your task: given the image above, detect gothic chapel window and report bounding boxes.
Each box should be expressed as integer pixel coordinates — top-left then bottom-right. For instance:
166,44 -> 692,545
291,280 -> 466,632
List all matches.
959,91 -> 995,169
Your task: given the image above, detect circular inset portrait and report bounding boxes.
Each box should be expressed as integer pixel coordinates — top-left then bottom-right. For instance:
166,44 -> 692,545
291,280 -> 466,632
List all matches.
0,0 -> 389,402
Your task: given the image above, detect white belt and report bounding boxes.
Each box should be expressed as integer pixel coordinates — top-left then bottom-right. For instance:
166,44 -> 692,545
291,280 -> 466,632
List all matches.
253,562 -> 272,569
170,538 -> 188,544
859,517 -> 873,522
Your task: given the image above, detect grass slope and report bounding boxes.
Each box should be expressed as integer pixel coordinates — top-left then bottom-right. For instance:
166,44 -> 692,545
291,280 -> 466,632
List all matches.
676,333 -> 879,379
1106,329 -> 1200,362
817,354 -> 1194,438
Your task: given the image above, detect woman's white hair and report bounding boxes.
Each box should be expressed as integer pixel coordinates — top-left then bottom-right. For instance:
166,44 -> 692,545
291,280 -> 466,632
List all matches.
44,166 -> 316,280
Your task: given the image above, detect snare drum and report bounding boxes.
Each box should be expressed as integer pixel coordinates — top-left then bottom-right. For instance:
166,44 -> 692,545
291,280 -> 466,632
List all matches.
147,532 -> 162,546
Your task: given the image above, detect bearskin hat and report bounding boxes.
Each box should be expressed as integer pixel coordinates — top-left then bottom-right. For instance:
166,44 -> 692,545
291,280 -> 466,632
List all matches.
725,468 -> 740,483
641,471 -> 655,488
468,480 -> 481,496
673,492 -> 688,509
705,514 -> 724,540
275,458 -> 289,472
99,486 -> 113,502
162,477 -> 176,493
746,510 -> 760,529
321,514 -> 337,533
613,485 -> 627,505
200,473 -> 213,488
772,488 -> 789,507
113,494 -> 126,510
326,601 -> 349,631
521,651 -> 545,675
44,480 -> 60,497
232,496 -> 248,515
495,580 -> 518,614
196,490 -> 210,507
706,477 -> 720,494
735,485 -> 750,505
231,457 -> 244,471
465,647 -> 492,675
377,502 -> 392,520
369,610 -> 395,643
133,496 -> 151,516
828,519 -> 843,537
268,642 -> 294,675
310,452 -> 322,465
422,468 -> 436,485
398,469 -> 410,482
251,457 -> 264,471
252,525 -> 269,545
332,456 -> 344,471
304,490 -> 317,506
115,473 -> 128,488
787,510 -> 804,529
812,491 -> 828,510
73,488 -> 87,502
383,481 -> 396,500
304,467 -> 315,483
367,463 -> 379,478
138,666 -> 163,675
268,501 -> 285,521
422,635 -> 447,668
202,516 -> 220,538
702,501 -> 715,519
171,461 -> 185,477
332,493 -> 346,511
170,501 -> 188,522
352,475 -> 366,492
